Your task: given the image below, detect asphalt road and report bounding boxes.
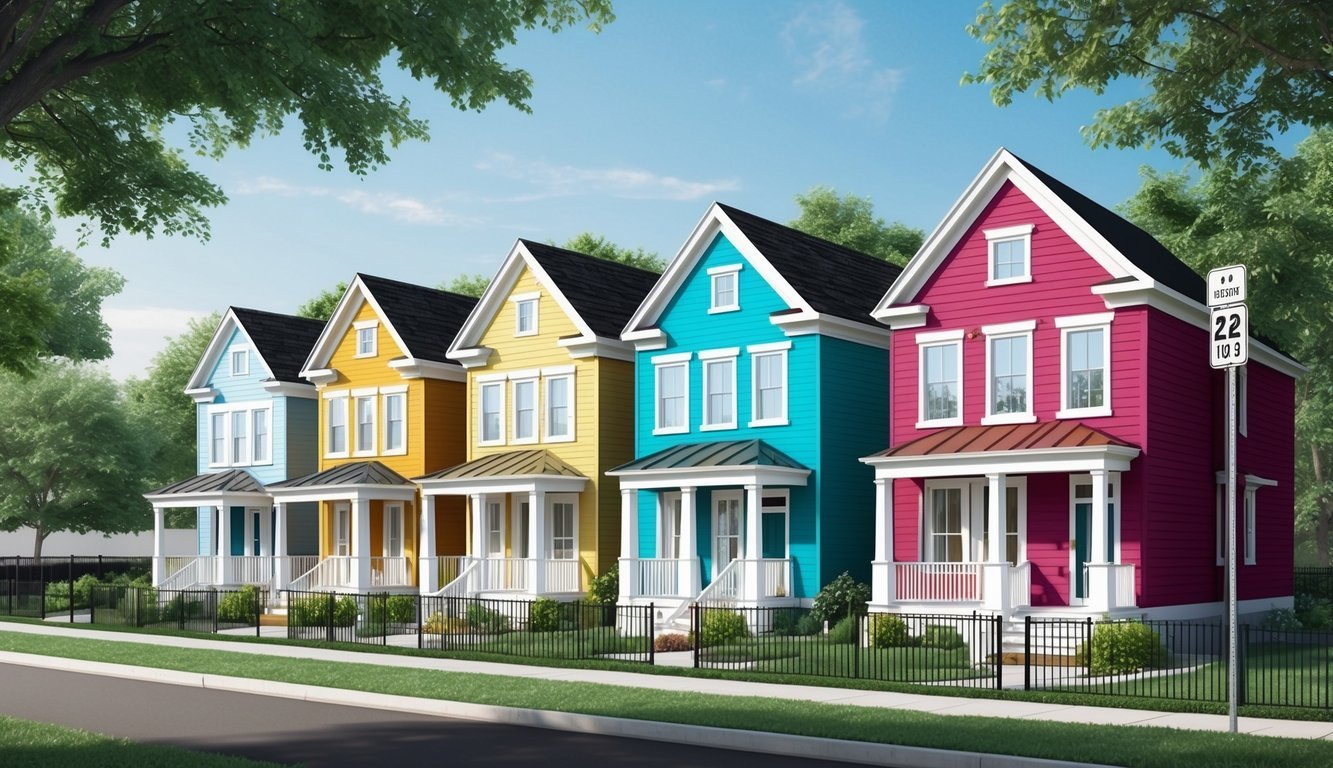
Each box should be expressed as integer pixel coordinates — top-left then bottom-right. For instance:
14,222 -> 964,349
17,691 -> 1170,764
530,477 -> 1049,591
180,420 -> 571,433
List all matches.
0,663 -> 872,767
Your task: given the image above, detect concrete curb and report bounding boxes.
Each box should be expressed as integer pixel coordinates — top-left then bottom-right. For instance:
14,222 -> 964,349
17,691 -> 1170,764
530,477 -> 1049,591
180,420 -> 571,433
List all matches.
0,651 -> 1111,768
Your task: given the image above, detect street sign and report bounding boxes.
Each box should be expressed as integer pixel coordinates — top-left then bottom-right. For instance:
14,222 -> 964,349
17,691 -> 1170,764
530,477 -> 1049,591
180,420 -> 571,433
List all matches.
1207,265 -> 1247,307
1210,305 -> 1248,368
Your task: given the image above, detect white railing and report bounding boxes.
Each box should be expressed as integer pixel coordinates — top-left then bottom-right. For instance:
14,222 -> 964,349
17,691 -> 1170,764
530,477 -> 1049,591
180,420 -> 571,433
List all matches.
894,562 -> 983,602
474,557 -> 530,592
760,558 -> 790,599
371,556 -> 411,587
164,556 -> 194,578
434,555 -> 471,587
634,558 -> 686,597
1113,563 -> 1136,609
435,558 -> 481,598
288,556 -> 357,592
696,559 -> 743,605
543,559 -> 581,593
160,557 -> 210,591
288,556 -> 319,583
1008,561 -> 1031,608
221,556 -> 275,586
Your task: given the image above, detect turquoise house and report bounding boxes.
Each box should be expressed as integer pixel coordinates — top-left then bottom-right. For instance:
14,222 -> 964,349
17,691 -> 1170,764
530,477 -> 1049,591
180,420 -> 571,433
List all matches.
610,203 -> 899,626
144,307 -> 324,589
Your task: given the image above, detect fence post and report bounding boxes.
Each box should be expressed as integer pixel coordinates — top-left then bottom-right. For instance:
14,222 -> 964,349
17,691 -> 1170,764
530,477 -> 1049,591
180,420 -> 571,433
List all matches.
255,589 -> 262,638
648,603 -> 655,665
853,606 -> 861,679
1239,624 -> 1249,706
417,594 -> 423,650
68,556 -> 75,624
1024,616 -> 1031,691
327,592 -> 335,644
994,614 -> 1002,690
97,554 -> 104,580
691,605 -> 699,669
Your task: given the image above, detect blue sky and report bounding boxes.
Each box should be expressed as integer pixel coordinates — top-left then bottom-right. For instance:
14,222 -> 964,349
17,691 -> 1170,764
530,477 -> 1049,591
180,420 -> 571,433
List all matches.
58,1 -> 1193,379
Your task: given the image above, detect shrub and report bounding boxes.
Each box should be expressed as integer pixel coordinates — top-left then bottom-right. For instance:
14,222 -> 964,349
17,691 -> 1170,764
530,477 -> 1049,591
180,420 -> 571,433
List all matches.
44,582 -> 70,613
794,613 -> 824,636
653,632 -> 692,652
1295,595 -> 1333,629
217,585 -> 261,623
871,614 -> 913,648
700,609 -> 749,646
529,598 -> 561,632
1084,620 -> 1163,675
423,611 -> 467,634
332,596 -> 358,627
767,608 -> 804,636
921,624 -> 965,650
811,572 -> 870,624
72,574 -> 101,609
1262,608 -> 1303,631
466,602 -> 511,633
828,615 -> 859,644
288,594 -> 329,627
385,594 -> 416,625
578,601 -> 613,629
587,566 -> 619,605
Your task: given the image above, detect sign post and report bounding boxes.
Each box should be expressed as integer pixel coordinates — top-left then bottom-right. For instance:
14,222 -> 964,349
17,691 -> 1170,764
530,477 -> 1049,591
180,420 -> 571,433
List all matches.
1208,265 -> 1247,735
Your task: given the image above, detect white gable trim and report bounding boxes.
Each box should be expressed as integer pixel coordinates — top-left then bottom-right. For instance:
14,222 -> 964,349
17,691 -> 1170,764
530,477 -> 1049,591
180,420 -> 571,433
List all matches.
185,309 -> 278,394
300,276 -> 413,379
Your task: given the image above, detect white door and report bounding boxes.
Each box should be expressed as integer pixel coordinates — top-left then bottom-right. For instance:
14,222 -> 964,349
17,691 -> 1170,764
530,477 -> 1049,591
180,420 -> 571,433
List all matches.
334,503 -> 350,557
713,492 -> 742,578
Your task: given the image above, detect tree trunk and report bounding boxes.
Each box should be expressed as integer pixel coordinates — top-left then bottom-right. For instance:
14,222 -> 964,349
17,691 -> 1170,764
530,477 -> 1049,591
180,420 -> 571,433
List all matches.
31,523 -> 44,561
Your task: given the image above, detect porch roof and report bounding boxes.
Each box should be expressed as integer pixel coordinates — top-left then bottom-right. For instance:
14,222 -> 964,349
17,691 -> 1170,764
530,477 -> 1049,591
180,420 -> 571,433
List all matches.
414,449 -> 589,494
143,469 -> 271,506
607,439 -> 810,489
267,461 -> 417,502
861,422 -> 1140,478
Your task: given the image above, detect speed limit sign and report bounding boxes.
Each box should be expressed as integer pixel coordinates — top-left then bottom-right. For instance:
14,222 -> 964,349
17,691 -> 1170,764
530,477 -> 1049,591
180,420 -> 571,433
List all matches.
1210,304 -> 1248,368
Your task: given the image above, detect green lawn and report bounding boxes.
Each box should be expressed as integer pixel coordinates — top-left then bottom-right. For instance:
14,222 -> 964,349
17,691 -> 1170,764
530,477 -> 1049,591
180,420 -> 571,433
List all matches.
700,635 -> 992,683
0,715 -> 282,768
427,626 -> 650,659
3,631 -> 1333,768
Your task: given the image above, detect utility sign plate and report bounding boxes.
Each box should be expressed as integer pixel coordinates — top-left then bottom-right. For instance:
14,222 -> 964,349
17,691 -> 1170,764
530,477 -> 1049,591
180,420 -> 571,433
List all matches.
1210,305 -> 1248,368
1208,265 -> 1247,307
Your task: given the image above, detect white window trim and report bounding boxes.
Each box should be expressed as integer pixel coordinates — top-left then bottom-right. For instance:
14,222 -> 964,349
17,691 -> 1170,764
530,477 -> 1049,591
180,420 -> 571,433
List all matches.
542,372 -> 576,443
982,321 -> 1036,425
353,320 -> 378,359
707,264 -> 742,314
1238,366 -> 1248,437
229,346 -> 250,377
352,394 -> 377,457
922,481 -> 972,563
323,391 -> 350,459
917,329 -> 965,429
547,494 -> 580,560
208,411 -> 228,468
711,490 -> 743,571
984,224 -> 1034,287
700,350 -> 739,431
748,342 -> 790,428
485,499 -> 506,558
511,291 -> 541,338
652,355 -> 691,436
251,407 -> 271,465
1215,474 -> 1273,566
1056,313 -> 1114,419
380,390 -> 408,456
479,381 -> 506,447
206,401 -> 275,468
510,376 -> 539,445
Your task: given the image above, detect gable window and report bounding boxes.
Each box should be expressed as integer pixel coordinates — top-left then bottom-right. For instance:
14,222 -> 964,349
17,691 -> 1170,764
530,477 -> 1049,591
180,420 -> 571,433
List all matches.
1057,313 -> 1113,418
700,348 -> 739,430
748,341 -> 790,427
652,353 -> 690,435
984,224 -> 1033,286
708,264 -> 741,313
511,292 -> 540,337
230,348 -> 248,377
983,320 -> 1036,425
210,412 -> 227,466
480,381 -> 504,445
354,321 -> 378,358
382,390 -> 406,454
512,378 -> 537,443
252,409 -> 270,464
230,411 -> 249,465
917,329 -> 963,428
544,373 -> 574,441
327,395 -> 348,456
354,395 -> 376,455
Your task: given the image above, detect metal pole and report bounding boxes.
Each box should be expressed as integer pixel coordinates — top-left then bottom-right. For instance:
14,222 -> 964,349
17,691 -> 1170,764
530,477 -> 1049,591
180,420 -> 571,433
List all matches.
1227,364 -> 1239,733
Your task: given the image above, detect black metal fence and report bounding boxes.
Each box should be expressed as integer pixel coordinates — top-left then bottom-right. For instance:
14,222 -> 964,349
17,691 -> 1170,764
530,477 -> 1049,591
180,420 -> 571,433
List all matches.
1294,566 -> 1333,601
0,556 -> 152,620
88,585 -> 263,636
284,590 -> 421,647
420,595 -> 653,663
691,604 -> 1002,689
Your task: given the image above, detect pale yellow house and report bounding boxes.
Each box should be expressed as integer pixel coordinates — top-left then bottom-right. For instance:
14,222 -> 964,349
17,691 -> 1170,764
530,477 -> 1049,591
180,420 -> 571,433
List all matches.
416,241 -> 658,597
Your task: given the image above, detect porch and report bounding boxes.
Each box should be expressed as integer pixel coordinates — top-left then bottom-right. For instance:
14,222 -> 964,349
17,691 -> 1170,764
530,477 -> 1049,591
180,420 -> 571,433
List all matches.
145,469 -> 280,590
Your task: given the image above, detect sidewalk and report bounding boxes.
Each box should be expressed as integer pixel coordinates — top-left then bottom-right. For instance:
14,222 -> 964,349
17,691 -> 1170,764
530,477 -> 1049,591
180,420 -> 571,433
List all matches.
3,620 -> 1332,752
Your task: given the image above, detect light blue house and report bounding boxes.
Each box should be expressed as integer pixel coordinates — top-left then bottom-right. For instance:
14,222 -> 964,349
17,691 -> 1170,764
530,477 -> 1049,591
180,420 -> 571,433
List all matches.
610,203 -> 900,625
145,307 -> 324,589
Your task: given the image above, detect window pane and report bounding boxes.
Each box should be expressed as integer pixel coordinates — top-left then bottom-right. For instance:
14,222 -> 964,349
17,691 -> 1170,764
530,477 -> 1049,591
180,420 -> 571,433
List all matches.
482,385 -> 501,442
924,342 -> 959,420
231,411 -> 248,464
992,239 -> 1026,280
705,359 -> 733,425
357,327 -> 374,355
547,377 -> 569,437
755,353 -> 784,420
713,273 -> 735,308
211,414 -> 226,463
514,380 -> 535,439
991,336 -> 1028,414
252,410 -> 269,463
658,365 -> 685,428
1066,329 -> 1105,409
385,394 -> 404,450
516,300 -> 535,333
356,397 -> 375,452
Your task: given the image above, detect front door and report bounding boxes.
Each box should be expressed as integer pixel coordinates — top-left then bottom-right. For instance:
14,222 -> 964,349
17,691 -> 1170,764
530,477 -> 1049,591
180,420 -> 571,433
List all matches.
333,503 -> 350,557
713,492 -> 742,579
760,491 -> 788,559
383,503 -> 403,557
660,492 -> 682,559
251,509 -> 262,556
1071,479 -> 1117,604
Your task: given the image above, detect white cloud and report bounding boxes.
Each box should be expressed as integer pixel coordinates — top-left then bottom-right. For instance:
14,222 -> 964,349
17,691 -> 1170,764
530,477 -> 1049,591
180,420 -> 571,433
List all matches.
101,306 -> 209,380
231,176 -> 472,225
474,153 -> 739,202
781,1 -> 904,122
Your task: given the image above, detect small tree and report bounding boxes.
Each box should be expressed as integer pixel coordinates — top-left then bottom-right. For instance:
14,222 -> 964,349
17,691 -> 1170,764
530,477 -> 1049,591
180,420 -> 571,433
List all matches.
811,572 -> 871,625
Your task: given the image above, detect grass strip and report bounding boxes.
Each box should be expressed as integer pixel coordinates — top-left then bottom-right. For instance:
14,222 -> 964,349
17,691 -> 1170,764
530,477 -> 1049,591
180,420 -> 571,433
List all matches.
1,632 -> 1332,768
0,714 -> 282,768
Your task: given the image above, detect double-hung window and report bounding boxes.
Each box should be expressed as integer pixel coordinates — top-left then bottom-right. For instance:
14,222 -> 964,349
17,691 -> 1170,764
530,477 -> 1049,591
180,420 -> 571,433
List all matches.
748,341 -> 790,427
652,353 -> 690,435
382,390 -> 406,454
983,321 -> 1035,425
1057,313 -> 1113,418
917,329 -> 963,427
353,320 -> 378,358
512,292 -> 540,337
252,409 -> 270,464
707,264 -> 741,313
700,348 -> 738,430
210,412 -> 227,466
512,378 -> 537,443
544,373 -> 574,441
984,224 -> 1033,286
230,411 -> 249,465
327,395 -> 348,456
230,348 -> 248,376
479,381 -> 504,445
551,502 -> 576,560
354,395 -> 376,455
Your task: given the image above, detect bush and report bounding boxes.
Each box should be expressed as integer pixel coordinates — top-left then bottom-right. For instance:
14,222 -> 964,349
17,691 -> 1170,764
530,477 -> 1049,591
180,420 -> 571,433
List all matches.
653,632 -> 692,652
1084,620 -> 1163,675
767,608 -> 805,636
795,613 -> 824,636
1263,607 -> 1303,631
44,581 -> 70,613
1295,595 -> 1333,629
423,611 -> 467,634
811,572 -> 870,624
921,624 -> 965,650
828,615 -> 859,644
385,594 -> 416,625
332,596 -> 358,627
217,585 -> 261,623
700,609 -> 749,646
529,598 -> 561,632
288,594 -> 329,627
466,602 -> 511,633
72,574 -> 101,609
578,602 -> 613,629
587,566 -> 619,605
871,614 -> 913,648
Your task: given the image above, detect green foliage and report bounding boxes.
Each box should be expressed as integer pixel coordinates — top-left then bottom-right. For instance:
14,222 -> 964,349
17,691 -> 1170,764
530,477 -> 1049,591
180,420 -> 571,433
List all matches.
966,1 -> 1333,172
296,282 -> 347,321
440,274 -> 491,298
828,615 -> 859,645
1083,621 -> 1164,675
811,572 -> 871,624
561,232 -> 664,272
871,614 -> 914,648
217,586 -> 261,624
653,632 -> 692,652
700,610 -> 750,646
921,625 -> 965,650
386,595 -> 416,625
288,593 -> 357,628
423,611 -> 467,634
333,596 -> 358,627
789,186 -> 924,266
1295,595 -> 1333,629
767,608 -> 819,637
0,1 -> 616,243
466,603 -> 512,633
586,566 -> 619,606
528,598 -> 561,632
1262,608 -> 1303,632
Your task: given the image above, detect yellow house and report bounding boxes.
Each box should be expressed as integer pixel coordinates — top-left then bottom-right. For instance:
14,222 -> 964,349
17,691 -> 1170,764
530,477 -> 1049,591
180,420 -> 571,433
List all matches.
268,274 -> 476,592
416,241 -> 659,598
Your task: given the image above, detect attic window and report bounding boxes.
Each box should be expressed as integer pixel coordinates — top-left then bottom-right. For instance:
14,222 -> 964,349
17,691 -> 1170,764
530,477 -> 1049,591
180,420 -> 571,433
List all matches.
708,264 -> 742,313
511,291 -> 540,337
353,319 -> 378,358
230,348 -> 248,376
984,224 -> 1034,286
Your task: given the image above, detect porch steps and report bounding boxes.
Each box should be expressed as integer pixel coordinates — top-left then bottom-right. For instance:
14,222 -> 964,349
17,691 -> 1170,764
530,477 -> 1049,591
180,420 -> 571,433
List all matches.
259,611 -> 288,628
998,617 -> 1084,666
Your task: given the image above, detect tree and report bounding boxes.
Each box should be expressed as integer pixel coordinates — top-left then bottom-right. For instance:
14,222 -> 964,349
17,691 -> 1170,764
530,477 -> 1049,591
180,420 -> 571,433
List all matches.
790,186 -> 924,265
296,282 -> 347,322
1121,131 -> 1333,563
0,1 -> 615,242
0,201 -> 53,375
440,273 -> 490,298
0,361 -> 150,557
966,1 -> 1333,172
561,232 -> 664,272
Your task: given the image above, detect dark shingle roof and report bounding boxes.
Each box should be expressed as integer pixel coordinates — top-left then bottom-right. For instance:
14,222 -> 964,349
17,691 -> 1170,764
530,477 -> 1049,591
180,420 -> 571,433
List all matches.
268,461 -> 412,490
610,439 -> 808,473
357,274 -> 478,363
416,449 -> 586,481
518,240 -> 660,338
716,203 -> 903,325
147,469 -> 266,497
230,307 -> 325,383
1010,154 -> 1206,303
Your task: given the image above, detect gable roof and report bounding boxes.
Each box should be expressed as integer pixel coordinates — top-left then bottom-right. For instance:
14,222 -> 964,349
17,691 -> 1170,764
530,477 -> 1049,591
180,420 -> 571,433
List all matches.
872,421 -> 1134,459
267,460 -> 413,489
608,439 -> 808,474
186,307 -> 323,393
146,469 -> 267,497
415,449 -> 586,482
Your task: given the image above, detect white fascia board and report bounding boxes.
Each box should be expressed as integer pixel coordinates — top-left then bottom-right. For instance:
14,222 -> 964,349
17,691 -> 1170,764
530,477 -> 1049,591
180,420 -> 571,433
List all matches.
185,386 -> 218,404
261,381 -> 316,399
144,490 -> 272,507
388,357 -> 466,382
871,304 -> 930,329
606,464 -> 811,490
447,346 -> 494,369
770,311 -> 891,349
557,334 -> 635,361
301,368 -> 339,386
417,475 -> 589,496
302,277 -> 412,372
266,484 -> 418,503
861,445 -> 1141,478
187,309 -> 277,391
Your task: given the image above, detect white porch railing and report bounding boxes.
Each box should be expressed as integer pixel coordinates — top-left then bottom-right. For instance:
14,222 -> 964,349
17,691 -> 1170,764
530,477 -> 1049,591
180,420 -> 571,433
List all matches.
542,558 -> 580,593
435,558 -> 481,598
633,558 -> 686,597
371,556 -> 411,587
288,556 -> 357,592
894,562 -> 984,602
160,557 -> 211,591
760,558 -> 790,599
474,557 -> 530,592
221,556 -> 275,586
1008,561 -> 1031,608
1082,562 -> 1138,611
163,556 -> 194,579
433,555 -> 471,587
1114,563 -> 1136,608
287,556 -> 319,584
696,559 -> 743,605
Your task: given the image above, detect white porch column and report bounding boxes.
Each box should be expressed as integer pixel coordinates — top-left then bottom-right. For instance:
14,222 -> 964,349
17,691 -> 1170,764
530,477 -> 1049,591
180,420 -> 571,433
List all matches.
274,503 -> 289,591
420,494 -> 439,593
152,505 -> 166,586
528,488 -> 546,594
982,473 -> 1010,614
618,487 -> 638,600
1086,469 -> 1112,612
354,498 -> 372,590
744,484 -> 762,601
469,494 -> 485,558
215,503 -> 231,584
871,479 -> 895,606
679,487 -> 698,596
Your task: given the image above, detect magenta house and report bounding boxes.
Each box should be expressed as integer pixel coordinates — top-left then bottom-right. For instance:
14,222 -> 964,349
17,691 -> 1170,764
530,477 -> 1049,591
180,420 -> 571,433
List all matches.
862,149 -> 1302,622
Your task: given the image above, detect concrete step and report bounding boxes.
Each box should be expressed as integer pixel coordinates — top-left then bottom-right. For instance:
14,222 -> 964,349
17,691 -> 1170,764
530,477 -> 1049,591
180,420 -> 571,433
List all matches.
259,612 -> 288,627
